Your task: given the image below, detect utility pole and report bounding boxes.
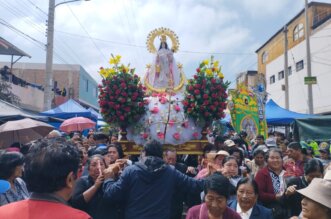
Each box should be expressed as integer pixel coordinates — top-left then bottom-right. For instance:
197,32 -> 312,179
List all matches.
44,0 -> 55,111
283,25 -> 289,110
305,0 -> 314,114
43,0 -> 89,111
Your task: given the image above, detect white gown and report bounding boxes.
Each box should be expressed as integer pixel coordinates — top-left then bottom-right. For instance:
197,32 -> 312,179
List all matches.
147,48 -> 180,89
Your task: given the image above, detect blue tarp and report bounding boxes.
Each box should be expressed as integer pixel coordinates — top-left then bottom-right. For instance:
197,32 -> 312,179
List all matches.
40,99 -> 97,121
266,99 -> 314,126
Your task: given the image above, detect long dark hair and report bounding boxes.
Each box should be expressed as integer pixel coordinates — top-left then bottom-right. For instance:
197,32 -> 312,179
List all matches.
159,42 -> 168,50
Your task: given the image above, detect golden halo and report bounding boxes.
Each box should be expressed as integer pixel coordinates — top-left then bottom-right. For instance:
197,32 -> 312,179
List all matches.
146,27 -> 180,54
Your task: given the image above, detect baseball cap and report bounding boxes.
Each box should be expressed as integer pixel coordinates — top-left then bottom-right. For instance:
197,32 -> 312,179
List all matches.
224,139 -> 235,147
319,142 -> 330,153
265,138 -> 277,148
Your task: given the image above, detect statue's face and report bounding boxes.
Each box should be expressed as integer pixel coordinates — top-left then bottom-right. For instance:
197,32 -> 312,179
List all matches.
161,42 -> 166,48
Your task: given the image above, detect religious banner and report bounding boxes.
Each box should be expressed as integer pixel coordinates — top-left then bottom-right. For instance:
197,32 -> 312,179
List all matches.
228,85 -> 267,141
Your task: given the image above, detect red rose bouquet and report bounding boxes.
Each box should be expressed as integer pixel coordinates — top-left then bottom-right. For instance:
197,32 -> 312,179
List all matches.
98,54 -> 146,127
183,56 -> 230,123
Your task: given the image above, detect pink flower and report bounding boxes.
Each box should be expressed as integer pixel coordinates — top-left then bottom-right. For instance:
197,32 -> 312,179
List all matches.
141,133 -> 149,139
174,105 -> 181,112
169,119 -> 175,127
173,132 -> 181,140
193,132 -> 199,139
182,121 -> 189,128
150,106 -> 159,114
194,89 -> 200,95
157,132 -> 165,139
160,97 -> 167,104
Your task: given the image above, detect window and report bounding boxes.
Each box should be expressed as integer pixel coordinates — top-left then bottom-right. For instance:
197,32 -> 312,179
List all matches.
278,71 -> 284,80
270,75 -> 275,84
293,23 -> 304,41
296,60 -> 304,72
85,79 -> 89,92
288,66 -> 292,76
93,86 -> 98,97
262,51 -> 268,64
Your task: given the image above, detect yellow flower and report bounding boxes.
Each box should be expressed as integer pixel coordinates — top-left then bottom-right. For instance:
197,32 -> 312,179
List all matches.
213,60 -> 219,68
99,68 -> 108,78
109,55 -> 121,65
203,59 -> 209,65
205,68 -> 213,77
218,72 -> 224,79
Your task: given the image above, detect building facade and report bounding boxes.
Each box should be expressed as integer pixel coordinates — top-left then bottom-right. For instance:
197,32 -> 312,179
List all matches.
0,62 -> 99,111
256,2 -> 331,114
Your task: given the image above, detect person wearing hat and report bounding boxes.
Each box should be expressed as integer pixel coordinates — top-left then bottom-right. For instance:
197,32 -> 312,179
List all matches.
284,158 -> 324,217
296,178 -> 331,219
318,142 -> 330,168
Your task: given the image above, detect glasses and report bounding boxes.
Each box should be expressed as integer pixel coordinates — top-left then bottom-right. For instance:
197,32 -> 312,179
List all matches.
237,190 -> 255,197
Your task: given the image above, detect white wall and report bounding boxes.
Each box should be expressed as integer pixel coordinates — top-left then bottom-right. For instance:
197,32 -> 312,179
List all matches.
266,20 -> 331,114
11,84 -> 44,112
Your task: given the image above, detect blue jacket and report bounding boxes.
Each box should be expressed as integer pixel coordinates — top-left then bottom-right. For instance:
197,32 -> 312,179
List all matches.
228,200 -> 273,219
103,156 -> 204,219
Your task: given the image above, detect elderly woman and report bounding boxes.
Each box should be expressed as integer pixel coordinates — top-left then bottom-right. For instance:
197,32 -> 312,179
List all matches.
296,178 -> 331,219
254,148 -> 287,219
0,152 -> 29,206
228,177 -> 273,219
71,155 -> 109,219
186,173 -> 241,219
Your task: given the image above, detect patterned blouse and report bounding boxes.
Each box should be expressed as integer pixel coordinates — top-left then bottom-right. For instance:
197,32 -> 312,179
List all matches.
269,169 -> 286,194
0,178 -> 29,206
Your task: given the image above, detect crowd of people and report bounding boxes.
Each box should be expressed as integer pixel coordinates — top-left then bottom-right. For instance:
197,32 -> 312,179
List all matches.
0,129 -> 330,219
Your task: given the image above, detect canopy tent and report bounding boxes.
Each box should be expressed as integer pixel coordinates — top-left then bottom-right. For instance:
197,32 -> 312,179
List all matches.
87,107 -> 103,120
293,115 -> 331,141
265,99 -> 314,126
41,99 -> 97,121
0,37 -> 31,70
0,99 -> 62,125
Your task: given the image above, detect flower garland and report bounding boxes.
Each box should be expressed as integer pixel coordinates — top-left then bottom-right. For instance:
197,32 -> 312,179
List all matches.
183,56 -> 230,124
98,54 -> 146,127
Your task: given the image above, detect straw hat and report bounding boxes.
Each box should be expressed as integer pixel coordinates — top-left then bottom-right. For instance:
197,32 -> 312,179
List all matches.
215,150 -> 230,157
297,178 -> 331,209
224,140 -> 235,147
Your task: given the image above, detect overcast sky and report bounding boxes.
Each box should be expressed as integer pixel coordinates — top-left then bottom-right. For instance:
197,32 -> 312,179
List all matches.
1,0 -> 331,86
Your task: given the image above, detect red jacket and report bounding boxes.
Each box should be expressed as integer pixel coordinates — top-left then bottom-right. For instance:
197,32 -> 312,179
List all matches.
254,166 -> 277,204
0,199 -> 91,219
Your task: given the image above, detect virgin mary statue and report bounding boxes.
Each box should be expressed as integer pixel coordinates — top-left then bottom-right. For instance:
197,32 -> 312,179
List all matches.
145,33 -> 183,92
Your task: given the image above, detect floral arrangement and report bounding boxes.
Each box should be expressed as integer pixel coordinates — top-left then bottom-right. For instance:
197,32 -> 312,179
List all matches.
98,54 -> 146,127
183,56 -> 230,124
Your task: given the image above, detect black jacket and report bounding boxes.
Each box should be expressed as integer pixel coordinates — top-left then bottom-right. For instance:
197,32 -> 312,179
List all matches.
70,175 -> 123,219
284,176 -> 308,217
103,156 -> 204,219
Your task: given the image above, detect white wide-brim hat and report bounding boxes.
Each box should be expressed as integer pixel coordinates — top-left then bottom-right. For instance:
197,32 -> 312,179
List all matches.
297,178 -> 331,209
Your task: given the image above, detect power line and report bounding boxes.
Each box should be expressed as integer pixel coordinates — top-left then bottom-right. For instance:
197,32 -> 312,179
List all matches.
25,0 -> 48,16
0,18 -> 45,48
66,5 -> 108,62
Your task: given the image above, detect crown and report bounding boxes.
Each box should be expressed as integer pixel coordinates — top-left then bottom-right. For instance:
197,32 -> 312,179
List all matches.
160,34 -> 167,42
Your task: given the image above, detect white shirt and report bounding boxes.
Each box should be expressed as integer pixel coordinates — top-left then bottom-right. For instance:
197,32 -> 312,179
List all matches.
236,203 -> 253,219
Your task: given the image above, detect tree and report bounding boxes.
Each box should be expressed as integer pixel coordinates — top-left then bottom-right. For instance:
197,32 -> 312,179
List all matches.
0,80 -> 20,105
